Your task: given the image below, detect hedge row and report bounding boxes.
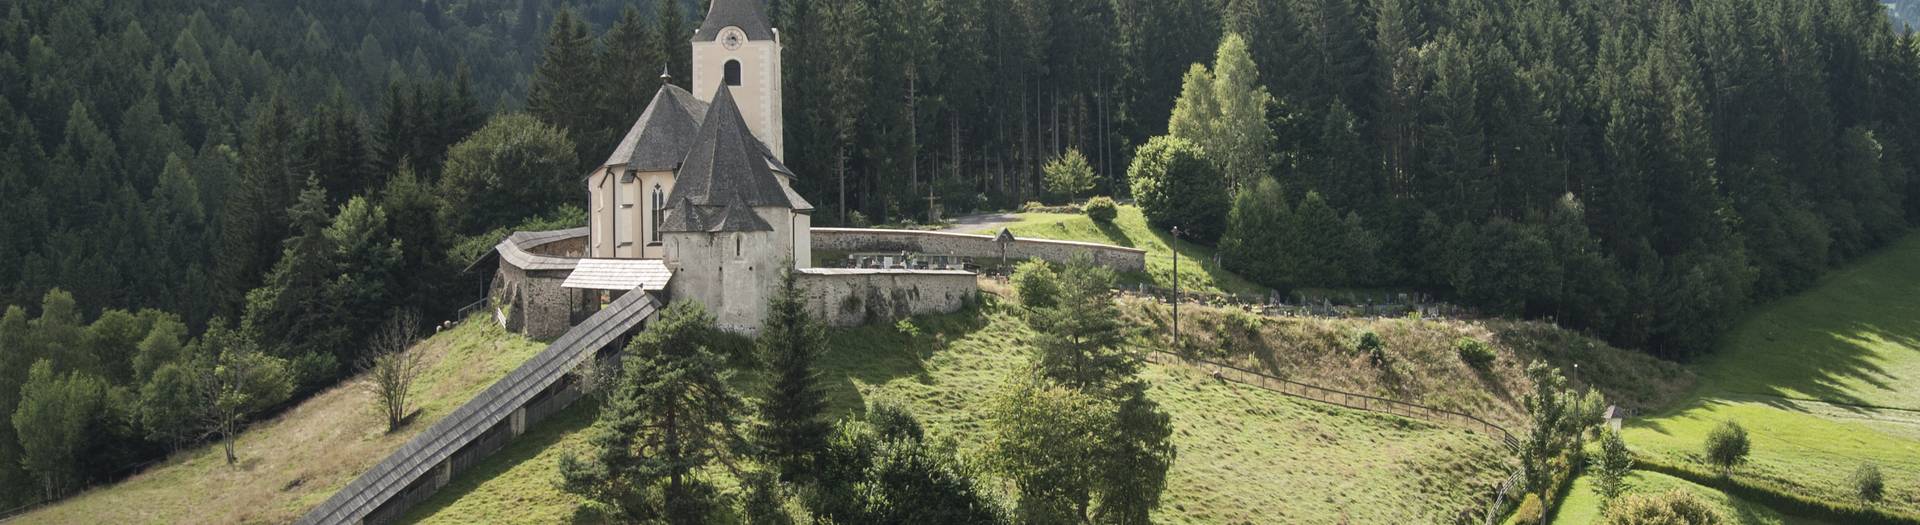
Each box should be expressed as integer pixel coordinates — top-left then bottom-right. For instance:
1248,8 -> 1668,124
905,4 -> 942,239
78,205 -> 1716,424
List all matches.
1634,456 -> 1920,525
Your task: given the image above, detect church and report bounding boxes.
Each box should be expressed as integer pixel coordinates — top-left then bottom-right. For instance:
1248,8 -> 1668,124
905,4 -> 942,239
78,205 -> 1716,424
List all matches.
484,0 -> 991,336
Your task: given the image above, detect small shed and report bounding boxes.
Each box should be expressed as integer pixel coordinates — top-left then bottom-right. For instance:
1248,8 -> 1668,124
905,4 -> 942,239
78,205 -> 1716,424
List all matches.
1604,405 -> 1628,432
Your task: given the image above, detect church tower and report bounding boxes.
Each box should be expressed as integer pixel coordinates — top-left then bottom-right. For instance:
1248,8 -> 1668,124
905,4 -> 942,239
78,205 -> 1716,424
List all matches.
691,0 -> 783,160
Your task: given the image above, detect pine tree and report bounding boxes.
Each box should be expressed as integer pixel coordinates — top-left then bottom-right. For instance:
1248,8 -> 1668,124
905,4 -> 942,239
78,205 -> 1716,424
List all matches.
558,301 -> 746,523
600,6 -> 667,123
215,95 -> 298,314
658,0 -> 692,84
754,268 -> 830,484
526,9 -> 600,171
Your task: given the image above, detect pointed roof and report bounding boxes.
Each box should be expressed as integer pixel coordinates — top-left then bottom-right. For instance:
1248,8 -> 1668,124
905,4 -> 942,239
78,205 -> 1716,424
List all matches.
667,86 -> 792,209
657,196 -> 709,233
602,85 -> 710,171
708,195 -> 774,232
694,0 -> 776,42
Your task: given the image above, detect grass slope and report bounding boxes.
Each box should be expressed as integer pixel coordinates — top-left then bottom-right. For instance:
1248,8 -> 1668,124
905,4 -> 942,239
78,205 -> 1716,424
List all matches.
1622,235 -> 1920,514
1126,297 -> 1694,429
980,205 -> 1268,296
15,317 -> 547,525
406,298 -> 1694,523
1549,470 -> 1825,525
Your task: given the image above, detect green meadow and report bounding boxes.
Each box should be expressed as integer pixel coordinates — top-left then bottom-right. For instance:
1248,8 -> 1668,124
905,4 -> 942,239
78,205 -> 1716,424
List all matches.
1621,235 -> 1920,515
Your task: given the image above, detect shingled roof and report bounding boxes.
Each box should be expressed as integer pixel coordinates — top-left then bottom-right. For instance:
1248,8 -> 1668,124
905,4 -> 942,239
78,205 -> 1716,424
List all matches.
657,196 -> 709,233
667,86 -> 792,209
693,0 -> 776,42
708,195 -> 774,232
602,85 -> 709,170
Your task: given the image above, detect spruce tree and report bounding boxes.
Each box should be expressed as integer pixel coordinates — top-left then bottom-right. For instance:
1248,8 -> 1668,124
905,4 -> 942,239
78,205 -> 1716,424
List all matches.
526,9 -> 599,170
215,95 -> 298,314
754,267 -> 831,484
558,301 -> 746,523
658,0 -> 692,85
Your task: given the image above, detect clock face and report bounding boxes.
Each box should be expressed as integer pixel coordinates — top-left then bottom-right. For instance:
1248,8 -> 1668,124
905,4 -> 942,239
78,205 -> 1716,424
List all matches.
722,30 -> 743,50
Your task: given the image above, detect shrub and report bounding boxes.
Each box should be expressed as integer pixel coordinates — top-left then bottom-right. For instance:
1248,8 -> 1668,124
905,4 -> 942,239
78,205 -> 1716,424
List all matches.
1601,489 -> 1724,525
1085,196 -> 1118,223
1703,421 -> 1751,475
1852,462 -> 1885,503
1515,493 -> 1545,525
1455,337 -> 1496,369
847,210 -> 872,228
1128,135 -> 1227,243
1349,330 -> 1388,368
1011,260 -> 1061,310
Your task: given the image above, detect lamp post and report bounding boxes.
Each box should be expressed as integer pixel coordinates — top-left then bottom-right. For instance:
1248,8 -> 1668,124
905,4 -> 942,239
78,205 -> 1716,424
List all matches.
1170,226 -> 1183,350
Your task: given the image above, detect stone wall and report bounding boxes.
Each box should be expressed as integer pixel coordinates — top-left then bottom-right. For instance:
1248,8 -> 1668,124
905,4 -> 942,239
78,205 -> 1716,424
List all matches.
811,228 -> 1147,272
794,269 -> 978,327
490,263 -> 578,340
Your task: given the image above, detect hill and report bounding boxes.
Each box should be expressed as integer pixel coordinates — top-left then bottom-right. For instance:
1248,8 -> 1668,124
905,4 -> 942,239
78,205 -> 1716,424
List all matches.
400,289 -> 1690,523
11,317 -> 546,524
1550,470 -> 1822,525
1617,234 -> 1920,516
975,205 -> 1267,296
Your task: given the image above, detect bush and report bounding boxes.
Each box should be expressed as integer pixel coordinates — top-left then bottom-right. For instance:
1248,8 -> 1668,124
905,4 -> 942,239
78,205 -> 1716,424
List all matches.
1085,196 -> 1118,223
1128,135 -> 1227,243
1703,420 -> 1751,475
1349,330 -> 1388,368
847,210 -> 871,228
1602,489 -> 1724,525
1455,337 -> 1496,369
1011,260 -> 1061,310
1515,493 -> 1545,525
1852,462 -> 1885,503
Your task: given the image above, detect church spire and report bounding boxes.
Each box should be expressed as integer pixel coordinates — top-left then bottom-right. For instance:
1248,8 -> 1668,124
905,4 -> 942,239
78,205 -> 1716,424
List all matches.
693,0 -> 774,42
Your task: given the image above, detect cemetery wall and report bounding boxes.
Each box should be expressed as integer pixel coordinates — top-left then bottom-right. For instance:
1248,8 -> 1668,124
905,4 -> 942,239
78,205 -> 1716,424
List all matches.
811,228 -> 1147,272
794,268 -> 978,327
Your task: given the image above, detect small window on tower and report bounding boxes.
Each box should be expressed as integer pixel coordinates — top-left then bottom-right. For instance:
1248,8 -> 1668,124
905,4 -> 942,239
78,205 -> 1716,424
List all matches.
724,60 -> 742,87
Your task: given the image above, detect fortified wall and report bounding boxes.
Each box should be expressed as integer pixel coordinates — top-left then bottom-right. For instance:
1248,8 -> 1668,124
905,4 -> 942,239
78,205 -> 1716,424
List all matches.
810,227 -> 1148,272
793,268 -> 978,327
486,227 -> 1145,338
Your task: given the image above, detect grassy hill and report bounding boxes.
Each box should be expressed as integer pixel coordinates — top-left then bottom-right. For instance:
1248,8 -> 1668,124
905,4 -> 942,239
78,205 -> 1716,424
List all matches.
13,317 -> 547,525
978,205 -> 1268,296
1549,470 -> 1824,525
402,290 -> 1691,524
1620,234 -> 1920,515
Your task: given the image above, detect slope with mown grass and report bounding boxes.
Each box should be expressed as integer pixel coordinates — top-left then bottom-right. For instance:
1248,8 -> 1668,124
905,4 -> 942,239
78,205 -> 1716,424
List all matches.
978,205 -> 1268,296
1549,470 -> 1825,525
403,290 -> 1691,524
13,317 -> 547,525
1621,234 -> 1920,515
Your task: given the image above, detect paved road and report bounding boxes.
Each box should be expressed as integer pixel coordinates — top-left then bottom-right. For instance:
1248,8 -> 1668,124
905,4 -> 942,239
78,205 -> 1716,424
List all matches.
939,212 -> 1021,234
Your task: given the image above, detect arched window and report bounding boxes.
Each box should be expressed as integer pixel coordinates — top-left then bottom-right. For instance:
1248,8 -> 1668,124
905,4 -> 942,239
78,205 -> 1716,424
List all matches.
724,60 -> 743,86
650,184 -> 664,243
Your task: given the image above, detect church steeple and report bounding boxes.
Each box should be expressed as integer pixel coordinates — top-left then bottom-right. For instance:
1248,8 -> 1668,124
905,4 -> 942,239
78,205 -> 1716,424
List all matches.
694,0 -> 775,43
691,0 -> 783,160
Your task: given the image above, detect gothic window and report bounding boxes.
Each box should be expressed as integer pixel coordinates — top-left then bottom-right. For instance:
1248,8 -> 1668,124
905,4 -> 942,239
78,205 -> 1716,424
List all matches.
724,60 -> 742,87
651,184 -> 664,243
